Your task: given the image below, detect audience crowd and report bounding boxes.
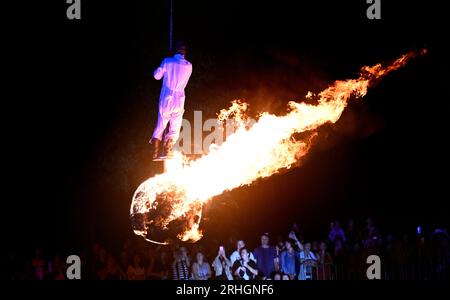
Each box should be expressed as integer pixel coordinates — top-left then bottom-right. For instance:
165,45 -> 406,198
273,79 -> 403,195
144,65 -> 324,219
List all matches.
2,218 -> 449,280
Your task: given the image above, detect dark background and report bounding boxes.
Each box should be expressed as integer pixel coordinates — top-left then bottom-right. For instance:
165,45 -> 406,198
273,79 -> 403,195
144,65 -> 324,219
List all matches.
4,1 -> 449,255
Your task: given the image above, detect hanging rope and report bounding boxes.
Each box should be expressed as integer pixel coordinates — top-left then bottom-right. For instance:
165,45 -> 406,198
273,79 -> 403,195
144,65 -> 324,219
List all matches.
169,0 -> 173,52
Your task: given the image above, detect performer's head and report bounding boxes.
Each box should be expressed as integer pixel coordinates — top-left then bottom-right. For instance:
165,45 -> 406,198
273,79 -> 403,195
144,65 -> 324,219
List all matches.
174,40 -> 187,56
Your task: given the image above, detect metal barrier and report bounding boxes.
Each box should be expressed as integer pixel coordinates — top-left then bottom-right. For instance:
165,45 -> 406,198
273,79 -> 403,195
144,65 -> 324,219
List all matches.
308,260 -> 449,280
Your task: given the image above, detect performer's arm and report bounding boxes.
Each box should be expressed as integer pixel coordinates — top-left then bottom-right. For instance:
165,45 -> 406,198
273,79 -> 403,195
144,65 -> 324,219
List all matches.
153,60 -> 166,80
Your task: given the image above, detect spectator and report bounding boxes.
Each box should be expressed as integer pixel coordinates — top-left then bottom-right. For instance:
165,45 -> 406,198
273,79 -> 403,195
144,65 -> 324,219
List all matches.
180,246 -> 191,266
99,254 -> 125,280
347,242 -> 363,280
431,229 -> 450,279
191,252 -> 211,280
52,255 -> 66,280
31,248 -> 50,280
316,241 -> 333,280
87,242 -> 101,279
280,239 -> 299,280
146,247 -> 168,279
230,240 -> 255,265
317,241 -> 333,265
172,248 -> 190,280
274,236 -> 285,272
19,261 -> 36,280
312,241 -> 320,254
276,235 -> 286,253
97,247 -> 108,276
253,233 -> 277,279
329,221 -> 346,244
212,246 -> 233,280
118,250 -> 129,274
282,273 -> 290,280
298,242 -> 317,280
127,254 -> 146,280
362,217 -> 380,245
232,248 -> 259,280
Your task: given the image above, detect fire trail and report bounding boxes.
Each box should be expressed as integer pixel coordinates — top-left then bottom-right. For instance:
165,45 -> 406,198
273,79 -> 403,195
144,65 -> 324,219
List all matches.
130,50 -> 425,245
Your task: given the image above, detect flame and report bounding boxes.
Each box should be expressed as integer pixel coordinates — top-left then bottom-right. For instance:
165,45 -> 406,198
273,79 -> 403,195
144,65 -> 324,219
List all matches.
130,51 -> 424,244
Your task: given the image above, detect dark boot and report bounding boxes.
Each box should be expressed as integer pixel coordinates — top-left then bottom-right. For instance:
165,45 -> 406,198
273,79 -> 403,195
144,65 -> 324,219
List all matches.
162,138 -> 174,158
151,138 -> 161,160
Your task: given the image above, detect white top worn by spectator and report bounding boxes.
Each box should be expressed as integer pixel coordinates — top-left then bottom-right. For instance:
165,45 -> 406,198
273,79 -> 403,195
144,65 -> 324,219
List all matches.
298,245 -> 317,280
230,250 -> 255,265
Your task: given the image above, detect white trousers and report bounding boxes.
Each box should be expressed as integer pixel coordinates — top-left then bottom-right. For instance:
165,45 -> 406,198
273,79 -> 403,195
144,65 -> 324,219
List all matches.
152,87 -> 185,143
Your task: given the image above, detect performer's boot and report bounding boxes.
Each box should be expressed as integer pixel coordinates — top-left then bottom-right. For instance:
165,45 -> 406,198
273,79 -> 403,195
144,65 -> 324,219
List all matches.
162,138 -> 174,158
151,138 -> 161,160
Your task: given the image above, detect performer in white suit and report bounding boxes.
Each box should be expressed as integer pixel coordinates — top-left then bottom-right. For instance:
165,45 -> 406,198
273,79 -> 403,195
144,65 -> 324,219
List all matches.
150,41 -> 192,159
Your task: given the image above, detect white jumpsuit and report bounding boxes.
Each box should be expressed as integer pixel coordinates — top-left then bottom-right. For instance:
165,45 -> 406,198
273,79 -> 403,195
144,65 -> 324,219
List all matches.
151,53 -> 192,143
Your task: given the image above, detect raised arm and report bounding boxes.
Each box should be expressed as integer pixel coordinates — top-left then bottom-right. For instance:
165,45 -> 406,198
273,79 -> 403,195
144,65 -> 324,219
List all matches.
153,59 -> 166,80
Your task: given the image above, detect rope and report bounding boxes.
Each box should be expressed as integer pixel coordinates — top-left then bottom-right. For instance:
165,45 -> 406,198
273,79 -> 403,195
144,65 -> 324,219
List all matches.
169,0 -> 173,52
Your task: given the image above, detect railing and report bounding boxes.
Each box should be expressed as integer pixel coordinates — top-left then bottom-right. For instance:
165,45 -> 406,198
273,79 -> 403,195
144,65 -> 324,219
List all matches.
308,260 -> 449,280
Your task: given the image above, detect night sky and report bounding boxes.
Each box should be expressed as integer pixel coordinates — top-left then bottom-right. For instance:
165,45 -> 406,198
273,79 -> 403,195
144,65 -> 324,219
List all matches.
4,1 -> 449,254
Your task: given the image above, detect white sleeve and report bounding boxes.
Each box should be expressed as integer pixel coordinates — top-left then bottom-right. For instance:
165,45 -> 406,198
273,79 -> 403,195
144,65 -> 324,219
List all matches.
230,252 -> 237,265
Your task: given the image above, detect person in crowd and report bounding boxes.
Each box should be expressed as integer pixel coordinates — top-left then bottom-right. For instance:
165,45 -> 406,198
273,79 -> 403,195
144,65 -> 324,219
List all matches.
172,247 -> 190,280
31,247 -> 50,280
127,253 -> 146,280
212,246 -> 233,280
317,241 -> 333,264
146,246 -> 169,279
329,221 -> 347,244
276,235 -> 286,253
312,241 -> 320,254
280,239 -> 299,280
274,235 -> 285,272
99,254 -> 125,280
362,217 -> 380,247
52,255 -> 66,280
191,252 -> 212,280
316,241 -> 333,280
230,240 -> 255,265
232,248 -> 259,280
253,233 -> 277,279
347,242 -> 364,280
118,250 -> 129,275
298,242 -> 317,280
96,247 -> 109,277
